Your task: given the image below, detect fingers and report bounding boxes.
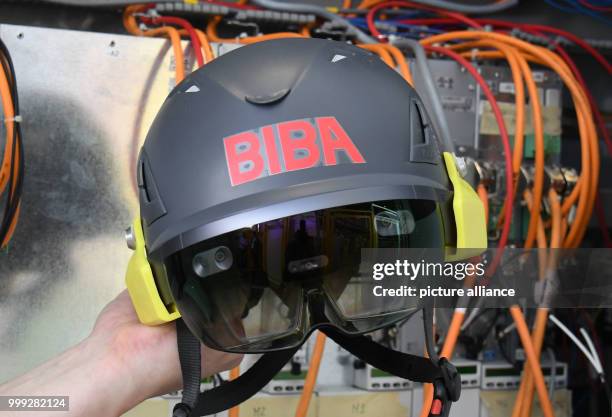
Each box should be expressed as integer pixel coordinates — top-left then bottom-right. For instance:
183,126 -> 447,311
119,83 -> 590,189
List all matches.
201,345 -> 243,377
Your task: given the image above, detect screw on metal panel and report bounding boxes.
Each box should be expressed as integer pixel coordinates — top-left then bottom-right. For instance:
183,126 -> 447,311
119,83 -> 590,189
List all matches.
17,33 -> 24,39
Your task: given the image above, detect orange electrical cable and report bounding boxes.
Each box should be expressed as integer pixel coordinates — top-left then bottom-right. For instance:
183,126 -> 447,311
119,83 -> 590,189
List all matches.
295,331 -> 327,417
228,366 -> 241,417
469,48 -> 596,248
419,307 -> 467,417
357,0 -> 382,8
519,189 -> 562,417
464,39 -> 582,406
420,33 -> 581,417
417,36 -> 525,417
0,57 -> 20,248
204,0 -> 250,43
509,190 -> 547,417
524,189 -> 548,278
478,183 -> 489,224
424,33 -> 544,250
422,31 -> 598,250
123,6 -> 186,82
240,32 -> 306,44
359,44 -> 395,67
175,28 -> 214,65
517,308 -> 550,417
205,17 -> 225,43
441,309 -> 466,360
359,44 -> 413,85
513,50 -> 596,248
0,58 -> 15,195
455,47 -> 593,244
195,29 -> 214,63
509,306 -> 555,417
512,190 -> 548,417
447,40 -> 526,175
381,44 -> 413,85
1,203 -> 20,248
419,384 -> 435,417
451,41 -> 526,234
206,13 -> 308,44
417,39 -> 525,417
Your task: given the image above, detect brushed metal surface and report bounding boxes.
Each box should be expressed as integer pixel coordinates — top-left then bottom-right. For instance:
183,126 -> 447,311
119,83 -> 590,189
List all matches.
0,24 -> 198,382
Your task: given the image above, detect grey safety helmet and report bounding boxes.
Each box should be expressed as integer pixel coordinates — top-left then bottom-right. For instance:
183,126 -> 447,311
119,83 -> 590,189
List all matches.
127,38 -> 472,417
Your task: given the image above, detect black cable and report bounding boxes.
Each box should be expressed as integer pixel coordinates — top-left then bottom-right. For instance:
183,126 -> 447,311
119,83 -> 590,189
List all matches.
0,43 -> 16,229
250,0 -> 376,43
423,306 -> 439,362
0,56 -> 16,237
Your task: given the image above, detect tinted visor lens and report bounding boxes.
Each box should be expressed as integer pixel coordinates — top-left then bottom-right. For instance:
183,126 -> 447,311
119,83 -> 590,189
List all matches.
167,199 -> 446,352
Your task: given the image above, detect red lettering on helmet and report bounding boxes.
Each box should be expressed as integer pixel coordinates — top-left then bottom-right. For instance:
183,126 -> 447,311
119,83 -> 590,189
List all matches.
223,117 -> 366,186
224,131 -> 264,186
261,125 -> 281,175
317,116 -> 366,165
278,120 -> 320,171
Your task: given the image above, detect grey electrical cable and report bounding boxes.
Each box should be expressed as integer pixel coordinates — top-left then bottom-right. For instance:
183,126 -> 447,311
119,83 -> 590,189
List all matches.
42,0 -> 169,5
409,0 -> 518,14
392,38 -> 455,153
41,0 -> 518,15
545,347 -> 556,399
580,327 -> 603,373
249,0 -> 376,44
549,314 -> 603,375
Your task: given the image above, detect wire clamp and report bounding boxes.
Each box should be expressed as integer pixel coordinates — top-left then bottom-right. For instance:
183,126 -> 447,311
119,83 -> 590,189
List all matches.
470,48 -> 479,63
3,115 -> 22,124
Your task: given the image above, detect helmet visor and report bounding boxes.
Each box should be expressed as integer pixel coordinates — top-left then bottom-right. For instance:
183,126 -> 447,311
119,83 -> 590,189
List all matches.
166,199 -> 446,353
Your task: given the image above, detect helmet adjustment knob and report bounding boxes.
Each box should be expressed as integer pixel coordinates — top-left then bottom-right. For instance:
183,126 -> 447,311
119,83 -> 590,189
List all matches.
125,225 -> 136,251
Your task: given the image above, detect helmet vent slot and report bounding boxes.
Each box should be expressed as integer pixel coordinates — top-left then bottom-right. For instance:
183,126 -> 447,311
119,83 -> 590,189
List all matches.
410,99 -> 440,165
137,151 -> 168,225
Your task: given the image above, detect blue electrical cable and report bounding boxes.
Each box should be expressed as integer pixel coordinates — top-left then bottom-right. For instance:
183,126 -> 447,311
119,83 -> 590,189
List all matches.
545,0 -> 612,25
348,17 -> 445,34
347,20 -> 425,38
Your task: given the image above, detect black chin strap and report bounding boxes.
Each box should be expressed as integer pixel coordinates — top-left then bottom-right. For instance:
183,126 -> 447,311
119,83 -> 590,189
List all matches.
174,317 -> 460,417
173,320 -> 201,417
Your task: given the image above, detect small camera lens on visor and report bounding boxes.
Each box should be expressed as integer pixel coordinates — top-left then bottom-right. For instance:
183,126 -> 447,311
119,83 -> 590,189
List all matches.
192,246 -> 234,278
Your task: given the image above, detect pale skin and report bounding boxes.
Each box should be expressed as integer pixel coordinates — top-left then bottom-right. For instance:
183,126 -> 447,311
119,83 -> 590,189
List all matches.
0,290 -> 243,417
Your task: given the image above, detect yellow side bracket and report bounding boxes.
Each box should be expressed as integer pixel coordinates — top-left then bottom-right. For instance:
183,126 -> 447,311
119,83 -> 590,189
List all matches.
125,218 -> 181,325
443,152 -> 487,260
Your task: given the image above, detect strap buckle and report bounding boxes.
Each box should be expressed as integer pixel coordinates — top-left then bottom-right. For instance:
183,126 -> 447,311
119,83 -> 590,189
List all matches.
429,358 -> 461,417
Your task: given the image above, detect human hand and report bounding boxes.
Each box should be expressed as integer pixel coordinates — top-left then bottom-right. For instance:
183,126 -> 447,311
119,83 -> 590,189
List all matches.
0,290 -> 242,417
89,290 -> 243,407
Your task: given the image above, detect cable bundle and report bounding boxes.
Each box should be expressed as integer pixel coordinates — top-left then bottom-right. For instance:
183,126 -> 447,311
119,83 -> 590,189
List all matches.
119,2 -> 611,416
0,38 -> 23,250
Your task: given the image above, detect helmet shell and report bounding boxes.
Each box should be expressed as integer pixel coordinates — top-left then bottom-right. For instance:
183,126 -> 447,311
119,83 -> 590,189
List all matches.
138,38 -> 450,260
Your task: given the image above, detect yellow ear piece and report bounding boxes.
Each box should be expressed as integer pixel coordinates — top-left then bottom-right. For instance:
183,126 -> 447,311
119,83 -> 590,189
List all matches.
125,218 -> 181,325
442,152 -> 487,261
